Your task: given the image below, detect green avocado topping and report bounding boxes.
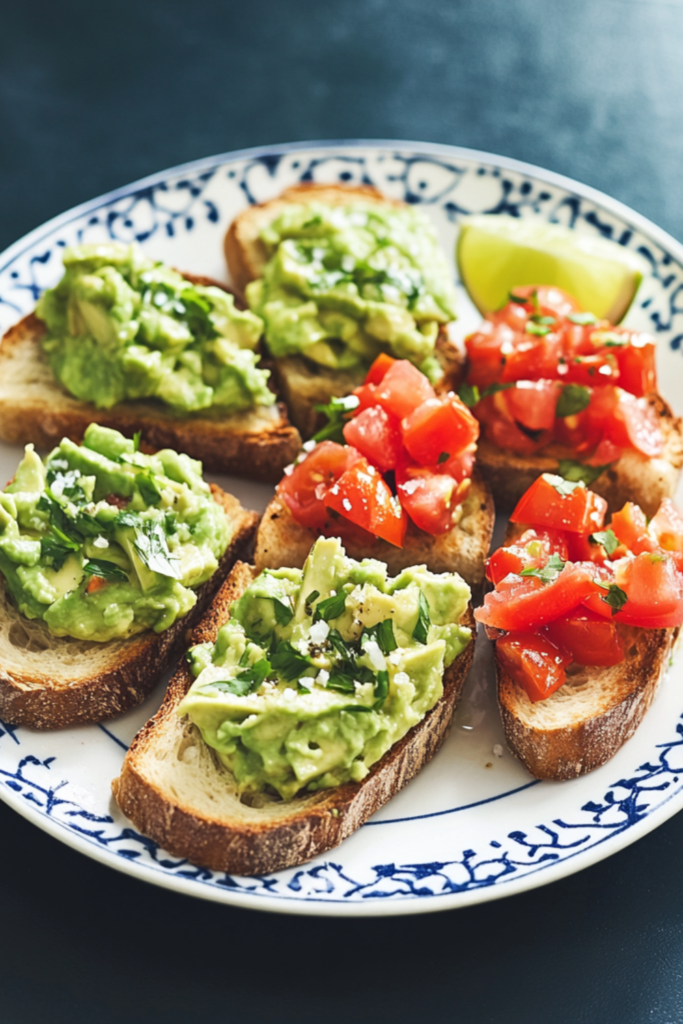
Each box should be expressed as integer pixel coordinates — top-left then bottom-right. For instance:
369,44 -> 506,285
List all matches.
36,242 -> 273,414
0,424 -> 231,642
179,536 -> 471,800
245,202 -> 458,379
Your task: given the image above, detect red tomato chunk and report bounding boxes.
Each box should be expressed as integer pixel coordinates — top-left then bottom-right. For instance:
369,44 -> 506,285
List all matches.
497,632 -> 571,703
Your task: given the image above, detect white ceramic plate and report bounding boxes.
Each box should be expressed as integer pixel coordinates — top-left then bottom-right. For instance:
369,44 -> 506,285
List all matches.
2,140 -> 683,917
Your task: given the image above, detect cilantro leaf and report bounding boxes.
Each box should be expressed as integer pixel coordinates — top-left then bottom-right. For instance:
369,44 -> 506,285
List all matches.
550,476 -> 584,497
556,384 -> 591,418
363,619 -> 397,656
270,640 -> 310,681
235,658 -> 271,690
40,529 -> 80,571
210,677 -> 254,697
344,669 -> 390,713
273,597 -> 294,626
596,581 -> 628,614
509,292 -> 528,305
557,459 -> 612,486
519,553 -> 565,584
567,311 -> 598,326
133,519 -> 181,579
437,451 -> 450,464
133,431 -> 142,452
314,591 -> 347,622
412,592 -> 431,644
327,670 -> 356,694
590,529 -> 619,556
304,590 -> 320,615
83,559 -> 129,582
458,382 -> 480,408
525,322 -> 550,337
137,471 -> 161,507
312,394 -> 361,443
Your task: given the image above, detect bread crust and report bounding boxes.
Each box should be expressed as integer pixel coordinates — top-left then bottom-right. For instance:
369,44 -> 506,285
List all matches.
0,270 -> 302,481
112,563 -> 476,876
224,183 -> 466,438
254,470 -> 495,590
477,393 -> 683,517
0,488 -> 259,729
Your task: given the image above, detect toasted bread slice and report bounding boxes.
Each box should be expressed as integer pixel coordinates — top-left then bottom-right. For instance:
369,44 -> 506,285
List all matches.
496,625 -> 679,780
224,183 -> 465,437
477,393 -> 683,517
493,519 -> 681,778
0,271 -> 302,481
254,470 -> 495,590
112,561 -> 476,876
0,488 -> 259,729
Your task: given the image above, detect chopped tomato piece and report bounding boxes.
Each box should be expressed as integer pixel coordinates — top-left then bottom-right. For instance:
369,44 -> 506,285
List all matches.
614,335 -> 656,397
558,353 -> 619,387
510,474 -> 607,534
610,502 -> 656,554
496,631 -> 571,702
86,575 -> 108,595
502,380 -> 559,432
352,383 -> 379,413
510,285 -> 580,319
374,360 -> 436,420
650,499 -> 683,553
395,462 -> 465,536
437,448 -> 476,483
565,531 -> 614,565
584,435 -> 623,467
402,395 -> 479,466
323,460 -> 406,547
613,552 -> 683,628
499,334 -> 563,383
277,441 -> 363,532
364,352 -> 396,386
545,608 -> 624,666
605,390 -> 663,457
481,402 -> 550,456
475,563 -> 601,632
486,546 -> 525,585
343,405 -> 404,474
465,321 -> 509,389
486,528 -> 569,585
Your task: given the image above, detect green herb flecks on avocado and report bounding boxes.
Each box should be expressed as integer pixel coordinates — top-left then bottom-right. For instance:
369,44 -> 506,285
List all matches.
179,536 -> 471,800
36,242 -> 273,414
0,424 -> 231,641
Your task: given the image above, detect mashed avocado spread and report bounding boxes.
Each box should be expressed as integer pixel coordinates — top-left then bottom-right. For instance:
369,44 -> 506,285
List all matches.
36,243 -> 273,414
0,425 -> 231,641
179,537 -> 471,800
245,202 -> 458,379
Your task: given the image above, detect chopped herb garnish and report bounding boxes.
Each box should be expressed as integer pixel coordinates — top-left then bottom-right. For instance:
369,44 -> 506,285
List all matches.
592,330 -> 626,347
557,459 -> 612,486
567,311 -> 598,326
270,640 -> 310,680
550,476 -> 583,497
137,470 -> 161,507
345,669 -> 390,713
273,597 -> 294,626
133,519 -> 181,579
235,658 -> 271,689
304,589 -> 320,615
133,430 -> 142,452
458,382 -> 480,408
525,322 -> 551,337
83,559 -> 129,582
327,670 -> 356,694
590,529 -> 619,556
438,451 -> 450,464
556,384 -> 591,417
314,591 -> 347,622
364,618 -> 398,656
509,292 -> 528,305
596,581 -> 628,614
312,394 -> 361,443
40,528 -> 80,571
412,592 -> 431,644
519,553 -> 565,584
530,314 -> 556,326
211,677 -> 254,697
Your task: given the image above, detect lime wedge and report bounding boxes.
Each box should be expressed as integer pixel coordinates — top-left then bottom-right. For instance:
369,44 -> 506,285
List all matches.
456,215 -> 649,323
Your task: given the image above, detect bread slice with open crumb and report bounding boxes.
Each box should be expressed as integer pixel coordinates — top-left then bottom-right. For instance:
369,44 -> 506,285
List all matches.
0,488 -> 259,729
112,561 -> 475,876
254,470 -> 495,590
477,392 -> 683,518
224,183 -> 466,438
0,272 -> 301,481
493,520 -> 681,779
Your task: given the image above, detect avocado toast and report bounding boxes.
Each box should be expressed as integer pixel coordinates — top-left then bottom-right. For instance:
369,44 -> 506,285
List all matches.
0,425 -> 259,728
0,246 -> 301,480
113,536 -> 475,875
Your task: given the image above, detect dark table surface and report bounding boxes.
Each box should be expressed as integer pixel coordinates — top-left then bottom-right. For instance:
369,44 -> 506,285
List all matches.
2,2 -> 683,1022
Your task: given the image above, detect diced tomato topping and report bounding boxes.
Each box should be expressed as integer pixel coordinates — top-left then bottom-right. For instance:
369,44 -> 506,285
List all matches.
510,474 -> 607,534
486,527 -> 569,585
278,441 -> 364,532
502,380 -> 559,432
480,400 -> 550,456
486,546 -> 525,585
604,390 -> 663,457
510,285 -> 581,318
611,552 -> 683,628
545,607 -> 624,666
558,352 -> 619,387
610,502 -> 656,554
584,435 -> 623,467
476,563 -> 601,632
614,335 -> 656,397
650,499 -> 683,554
343,405 -> 404,474
374,360 -> 436,420
364,352 -> 396,386
437,448 -> 476,483
496,631 -> 571,702
86,575 -> 108,595
352,383 -> 379,413
395,461 -> 466,535
323,459 -> 407,547
402,395 -> 479,466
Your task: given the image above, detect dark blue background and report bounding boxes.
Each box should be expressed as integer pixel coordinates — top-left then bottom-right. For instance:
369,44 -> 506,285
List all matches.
2,2 -> 683,1021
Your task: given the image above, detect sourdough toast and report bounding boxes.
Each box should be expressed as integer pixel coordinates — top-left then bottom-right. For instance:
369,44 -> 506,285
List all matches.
254,470 -> 495,590
224,183 -> 466,437
0,488 -> 259,729
0,271 -> 301,481
112,561 -> 476,876
477,393 -> 683,517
